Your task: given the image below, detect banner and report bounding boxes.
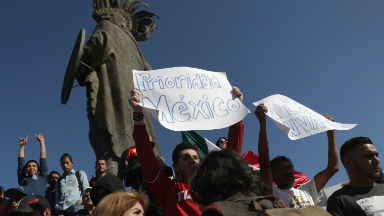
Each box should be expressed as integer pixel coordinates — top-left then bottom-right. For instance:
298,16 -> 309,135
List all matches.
133,67 -> 250,131
253,94 -> 357,140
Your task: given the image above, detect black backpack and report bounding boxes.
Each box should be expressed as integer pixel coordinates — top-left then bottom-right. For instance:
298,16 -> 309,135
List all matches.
57,171 -> 83,198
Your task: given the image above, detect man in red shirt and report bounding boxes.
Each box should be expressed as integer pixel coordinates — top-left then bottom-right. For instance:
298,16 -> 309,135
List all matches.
129,86 -> 244,216
129,89 -> 201,216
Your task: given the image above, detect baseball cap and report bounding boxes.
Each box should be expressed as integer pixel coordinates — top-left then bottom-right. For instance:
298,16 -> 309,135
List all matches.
81,187 -> 92,197
5,186 -> 34,198
9,195 -> 50,216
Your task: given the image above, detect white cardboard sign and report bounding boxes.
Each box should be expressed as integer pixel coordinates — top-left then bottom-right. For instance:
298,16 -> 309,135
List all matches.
253,94 -> 357,140
133,67 -> 250,131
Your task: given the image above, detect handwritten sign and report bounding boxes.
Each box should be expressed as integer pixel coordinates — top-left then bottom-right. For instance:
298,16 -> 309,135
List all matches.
356,196 -> 384,215
253,94 -> 357,140
133,67 -> 250,131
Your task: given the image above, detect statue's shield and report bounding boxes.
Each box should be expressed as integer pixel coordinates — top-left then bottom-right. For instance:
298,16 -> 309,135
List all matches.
61,29 -> 86,104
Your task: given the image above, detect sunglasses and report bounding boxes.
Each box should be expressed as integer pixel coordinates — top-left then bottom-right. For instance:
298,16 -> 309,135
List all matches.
219,140 -> 227,144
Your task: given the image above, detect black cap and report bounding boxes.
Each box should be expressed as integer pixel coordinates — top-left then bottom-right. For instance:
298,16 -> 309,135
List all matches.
10,195 -> 50,216
5,186 -> 34,198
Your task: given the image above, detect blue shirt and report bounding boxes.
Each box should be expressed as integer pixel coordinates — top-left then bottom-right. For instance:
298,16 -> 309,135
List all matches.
55,169 -> 89,210
17,157 -> 48,196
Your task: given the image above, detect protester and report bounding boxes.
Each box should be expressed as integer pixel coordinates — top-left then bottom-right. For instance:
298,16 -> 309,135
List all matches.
192,149 -> 275,215
55,153 -> 89,214
74,188 -> 94,216
45,171 -> 60,215
92,190 -> 148,216
17,133 -> 48,196
327,137 -> 384,215
123,143 -> 172,216
129,88 -> 202,216
5,186 -> 34,211
90,174 -> 125,207
214,86 -> 244,154
255,104 -> 339,209
9,195 -> 51,216
89,159 -> 109,187
0,186 -> 12,215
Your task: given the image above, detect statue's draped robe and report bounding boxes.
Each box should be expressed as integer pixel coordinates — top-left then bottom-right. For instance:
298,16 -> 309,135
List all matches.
78,20 -> 160,176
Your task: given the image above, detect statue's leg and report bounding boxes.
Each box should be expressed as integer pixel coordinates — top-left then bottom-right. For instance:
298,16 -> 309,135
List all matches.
88,124 -> 122,178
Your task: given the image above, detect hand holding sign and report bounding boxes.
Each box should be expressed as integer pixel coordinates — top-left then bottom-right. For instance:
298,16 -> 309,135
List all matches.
129,89 -> 143,113
253,95 -> 357,140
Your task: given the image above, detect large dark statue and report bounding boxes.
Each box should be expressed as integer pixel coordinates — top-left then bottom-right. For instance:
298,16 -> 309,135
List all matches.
62,0 -> 161,177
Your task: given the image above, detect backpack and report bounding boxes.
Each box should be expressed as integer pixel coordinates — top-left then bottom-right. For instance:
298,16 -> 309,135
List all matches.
58,171 -> 83,198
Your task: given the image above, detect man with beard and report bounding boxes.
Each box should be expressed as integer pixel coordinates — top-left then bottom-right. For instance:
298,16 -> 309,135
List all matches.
129,89 -> 201,216
255,104 -> 339,209
327,137 -> 384,216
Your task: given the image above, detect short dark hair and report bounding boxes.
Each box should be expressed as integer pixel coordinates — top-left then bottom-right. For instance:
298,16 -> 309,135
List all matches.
215,137 -> 227,147
48,170 -> 61,178
270,156 -> 294,174
96,158 -> 107,165
172,142 -> 199,164
60,153 -> 73,162
340,137 -> 373,167
24,160 -> 40,173
192,149 -> 266,205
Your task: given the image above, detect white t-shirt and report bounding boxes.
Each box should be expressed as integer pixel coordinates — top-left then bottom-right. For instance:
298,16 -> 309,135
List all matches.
272,179 -> 323,209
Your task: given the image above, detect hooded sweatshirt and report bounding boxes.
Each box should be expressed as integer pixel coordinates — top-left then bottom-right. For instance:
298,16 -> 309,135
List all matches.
90,175 -> 125,206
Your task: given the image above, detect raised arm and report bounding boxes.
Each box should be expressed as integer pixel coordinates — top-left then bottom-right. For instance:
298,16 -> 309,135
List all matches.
18,135 -> 28,158
255,104 -> 274,194
129,89 -> 161,181
35,133 -> 46,158
313,114 -> 339,192
18,136 -> 28,184
227,86 -> 244,155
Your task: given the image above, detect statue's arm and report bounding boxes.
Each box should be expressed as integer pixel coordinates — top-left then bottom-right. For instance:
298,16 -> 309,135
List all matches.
76,31 -> 115,86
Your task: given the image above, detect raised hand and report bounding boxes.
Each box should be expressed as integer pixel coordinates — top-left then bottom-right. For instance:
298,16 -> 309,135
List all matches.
232,86 -> 243,102
19,135 -> 28,147
255,103 -> 268,123
35,133 -> 44,143
324,114 -> 335,122
129,89 -> 143,113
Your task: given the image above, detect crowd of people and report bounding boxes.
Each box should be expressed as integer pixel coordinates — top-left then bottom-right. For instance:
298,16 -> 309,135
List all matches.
1,87 -> 382,216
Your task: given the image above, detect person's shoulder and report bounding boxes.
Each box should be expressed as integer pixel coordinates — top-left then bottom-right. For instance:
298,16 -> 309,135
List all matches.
329,185 -> 354,199
297,179 -> 314,188
77,170 -> 87,175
